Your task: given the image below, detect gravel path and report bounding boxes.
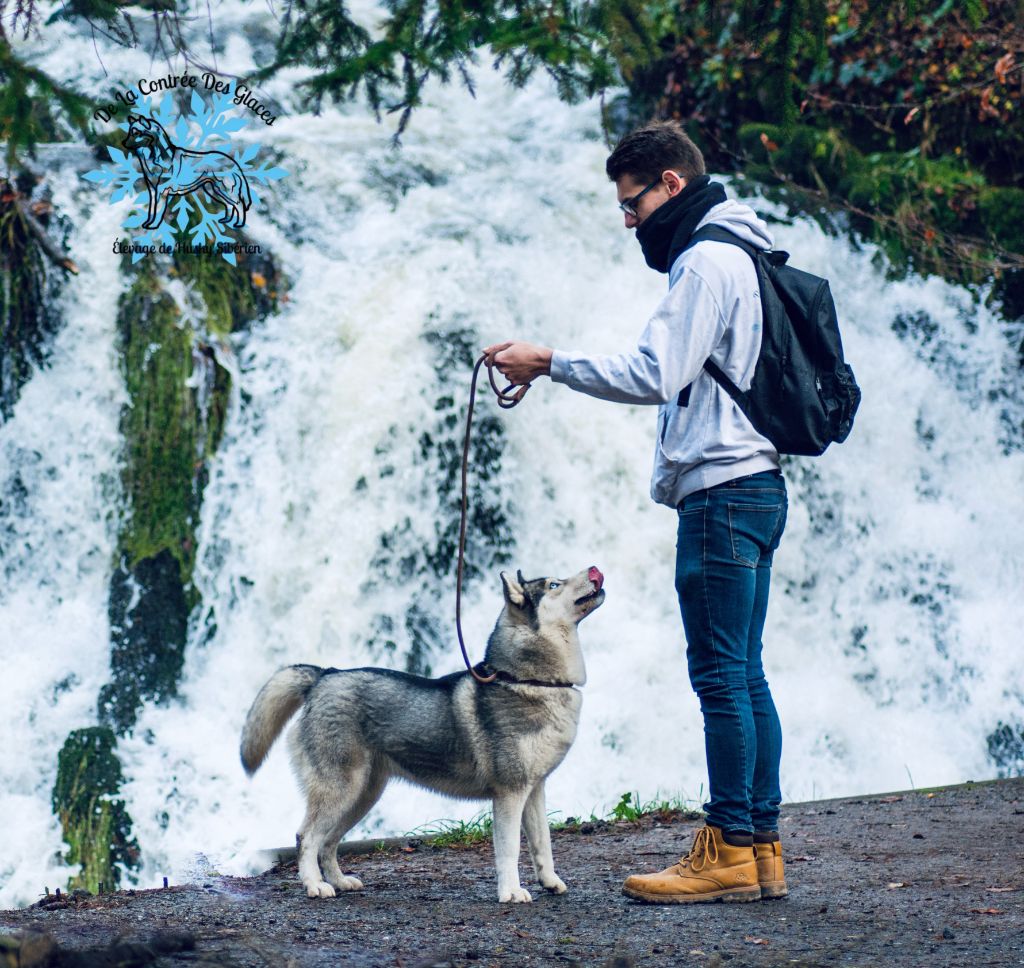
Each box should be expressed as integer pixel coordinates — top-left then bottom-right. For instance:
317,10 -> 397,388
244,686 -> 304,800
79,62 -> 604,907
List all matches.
2,778 -> 1022,967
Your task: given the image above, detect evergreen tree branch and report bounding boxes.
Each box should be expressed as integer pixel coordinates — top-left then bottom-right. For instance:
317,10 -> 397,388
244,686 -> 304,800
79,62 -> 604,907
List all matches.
0,36 -> 96,170
251,0 -> 652,138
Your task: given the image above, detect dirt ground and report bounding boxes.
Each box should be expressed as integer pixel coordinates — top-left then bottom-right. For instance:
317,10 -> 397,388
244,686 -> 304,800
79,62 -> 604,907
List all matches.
2,778 -> 1022,967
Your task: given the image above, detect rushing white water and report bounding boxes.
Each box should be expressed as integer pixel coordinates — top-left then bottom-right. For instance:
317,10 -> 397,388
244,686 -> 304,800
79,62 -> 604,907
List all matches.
2,0 -> 1022,909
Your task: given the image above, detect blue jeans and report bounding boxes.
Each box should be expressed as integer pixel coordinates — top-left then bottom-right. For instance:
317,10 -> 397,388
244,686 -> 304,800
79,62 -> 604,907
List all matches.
675,469 -> 788,835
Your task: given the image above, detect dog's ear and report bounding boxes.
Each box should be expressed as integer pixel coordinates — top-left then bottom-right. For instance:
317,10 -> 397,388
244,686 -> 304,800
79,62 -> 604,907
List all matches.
500,571 -> 526,608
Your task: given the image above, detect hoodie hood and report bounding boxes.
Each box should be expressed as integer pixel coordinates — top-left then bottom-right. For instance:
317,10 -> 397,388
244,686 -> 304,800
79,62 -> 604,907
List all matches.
694,198 -> 775,251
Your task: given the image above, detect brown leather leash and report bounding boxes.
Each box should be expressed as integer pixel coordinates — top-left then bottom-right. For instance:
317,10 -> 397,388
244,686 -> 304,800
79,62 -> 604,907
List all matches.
457,355 -> 530,684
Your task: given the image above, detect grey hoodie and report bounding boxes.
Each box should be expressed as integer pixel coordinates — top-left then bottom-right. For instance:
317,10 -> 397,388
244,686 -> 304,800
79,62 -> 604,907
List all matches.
549,198 -> 780,506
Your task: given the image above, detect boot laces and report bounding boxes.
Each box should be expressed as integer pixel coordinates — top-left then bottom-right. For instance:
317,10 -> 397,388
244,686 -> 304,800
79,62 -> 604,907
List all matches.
679,826 -> 718,873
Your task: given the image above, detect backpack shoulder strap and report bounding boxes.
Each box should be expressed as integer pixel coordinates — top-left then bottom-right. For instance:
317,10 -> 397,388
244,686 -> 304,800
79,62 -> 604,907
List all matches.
702,357 -> 744,403
679,224 -> 759,403
683,223 -> 759,259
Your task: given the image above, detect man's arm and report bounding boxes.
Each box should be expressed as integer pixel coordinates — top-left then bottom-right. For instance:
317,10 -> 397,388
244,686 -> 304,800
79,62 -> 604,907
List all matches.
482,341 -> 553,386
484,266 -> 727,405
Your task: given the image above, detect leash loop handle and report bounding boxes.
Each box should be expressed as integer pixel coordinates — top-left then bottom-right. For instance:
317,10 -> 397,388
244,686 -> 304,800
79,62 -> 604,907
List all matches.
486,361 -> 530,409
457,354 -> 529,684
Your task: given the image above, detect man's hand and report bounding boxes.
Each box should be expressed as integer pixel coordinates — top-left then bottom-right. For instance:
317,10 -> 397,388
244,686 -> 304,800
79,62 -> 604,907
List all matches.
482,341 -> 554,387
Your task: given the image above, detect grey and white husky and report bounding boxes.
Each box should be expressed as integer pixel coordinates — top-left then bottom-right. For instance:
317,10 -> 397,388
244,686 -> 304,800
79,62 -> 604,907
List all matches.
240,566 -> 605,902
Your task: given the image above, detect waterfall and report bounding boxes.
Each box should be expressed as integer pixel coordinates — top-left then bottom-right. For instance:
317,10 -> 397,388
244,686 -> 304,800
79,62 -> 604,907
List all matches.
2,0 -> 1022,909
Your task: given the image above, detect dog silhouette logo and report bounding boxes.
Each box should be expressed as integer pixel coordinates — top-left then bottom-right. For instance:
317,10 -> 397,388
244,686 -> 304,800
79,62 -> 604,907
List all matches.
84,79 -> 288,264
123,113 -> 252,229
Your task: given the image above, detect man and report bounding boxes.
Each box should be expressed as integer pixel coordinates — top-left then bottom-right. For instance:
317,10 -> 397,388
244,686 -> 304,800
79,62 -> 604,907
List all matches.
483,120 -> 788,904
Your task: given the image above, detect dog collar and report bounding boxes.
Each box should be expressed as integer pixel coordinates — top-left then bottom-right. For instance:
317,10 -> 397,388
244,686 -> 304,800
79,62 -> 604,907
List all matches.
475,664 -> 576,689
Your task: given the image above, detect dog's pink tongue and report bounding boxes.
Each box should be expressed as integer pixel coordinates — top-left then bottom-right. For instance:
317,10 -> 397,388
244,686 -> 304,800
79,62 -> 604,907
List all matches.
588,566 -> 604,590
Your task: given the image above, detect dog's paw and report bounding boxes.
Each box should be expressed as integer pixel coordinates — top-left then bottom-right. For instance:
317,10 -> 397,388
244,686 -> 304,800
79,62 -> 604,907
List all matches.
329,875 -> 363,891
498,887 -> 533,903
305,880 -> 336,898
541,875 -> 568,894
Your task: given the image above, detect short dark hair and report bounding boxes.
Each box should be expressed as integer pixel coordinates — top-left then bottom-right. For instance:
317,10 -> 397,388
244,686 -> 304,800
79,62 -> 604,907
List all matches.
605,121 -> 706,184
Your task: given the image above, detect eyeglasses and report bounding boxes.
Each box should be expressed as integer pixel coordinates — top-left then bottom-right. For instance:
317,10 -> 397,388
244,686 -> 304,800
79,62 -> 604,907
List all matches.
618,173 -> 683,218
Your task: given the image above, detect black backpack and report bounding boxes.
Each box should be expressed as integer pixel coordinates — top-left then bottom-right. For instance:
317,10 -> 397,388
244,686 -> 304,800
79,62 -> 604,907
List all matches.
681,224 -> 861,457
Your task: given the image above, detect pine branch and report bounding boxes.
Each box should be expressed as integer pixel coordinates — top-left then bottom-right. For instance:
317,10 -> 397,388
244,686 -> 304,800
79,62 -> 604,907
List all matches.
0,37 -> 96,170
252,0 -> 652,134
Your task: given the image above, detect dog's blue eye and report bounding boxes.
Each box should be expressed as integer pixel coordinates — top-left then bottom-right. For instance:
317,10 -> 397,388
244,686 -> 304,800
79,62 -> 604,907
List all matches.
549,582 -> 560,589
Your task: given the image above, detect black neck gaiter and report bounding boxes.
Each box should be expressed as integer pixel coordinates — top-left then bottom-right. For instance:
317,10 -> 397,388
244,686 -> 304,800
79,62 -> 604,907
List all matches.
634,174 -> 728,273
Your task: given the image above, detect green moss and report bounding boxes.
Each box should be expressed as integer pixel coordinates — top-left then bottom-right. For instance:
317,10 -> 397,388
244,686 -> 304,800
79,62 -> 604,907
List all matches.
51,727 -> 139,894
100,241 -> 287,734
977,187 -> 1024,251
59,231 -> 287,881
739,123 -> 864,193
172,237 -> 284,336
115,264 -> 201,578
739,122 -> 1014,284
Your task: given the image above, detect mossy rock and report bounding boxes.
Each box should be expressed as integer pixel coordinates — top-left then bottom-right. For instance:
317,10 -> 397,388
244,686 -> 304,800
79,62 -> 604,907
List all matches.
171,235 -> 285,335
100,548 -> 190,733
116,265 -> 203,577
107,244 -> 286,733
51,727 -> 139,893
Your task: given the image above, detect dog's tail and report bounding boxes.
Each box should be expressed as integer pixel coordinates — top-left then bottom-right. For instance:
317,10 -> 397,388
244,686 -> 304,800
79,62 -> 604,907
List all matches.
240,664 -> 322,776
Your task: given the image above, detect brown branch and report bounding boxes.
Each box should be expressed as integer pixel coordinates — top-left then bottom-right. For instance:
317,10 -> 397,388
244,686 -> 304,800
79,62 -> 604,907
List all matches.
11,194 -> 79,274
804,62 -> 1024,115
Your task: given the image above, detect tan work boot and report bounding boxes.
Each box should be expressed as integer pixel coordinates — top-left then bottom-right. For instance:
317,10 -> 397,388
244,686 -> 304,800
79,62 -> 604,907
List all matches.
753,832 -> 788,899
621,825 -> 761,904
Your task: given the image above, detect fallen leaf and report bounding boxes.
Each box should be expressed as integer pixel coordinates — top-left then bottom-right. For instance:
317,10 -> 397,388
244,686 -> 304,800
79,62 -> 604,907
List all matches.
400,846 -> 416,853
995,52 -> 1015,85
979,86 -> 1000,120
744,936 -> 769,945
887,882 -> 909,889
969,908 -> 1003,915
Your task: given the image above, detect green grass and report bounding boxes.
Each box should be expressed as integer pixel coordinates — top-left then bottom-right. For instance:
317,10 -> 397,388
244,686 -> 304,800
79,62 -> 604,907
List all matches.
407,790 -> 705,848
407,811 -> 494,848
606,790 -> 704,823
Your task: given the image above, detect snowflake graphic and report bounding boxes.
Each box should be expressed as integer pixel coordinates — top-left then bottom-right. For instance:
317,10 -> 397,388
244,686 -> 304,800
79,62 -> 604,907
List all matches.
84,82 -> 288,264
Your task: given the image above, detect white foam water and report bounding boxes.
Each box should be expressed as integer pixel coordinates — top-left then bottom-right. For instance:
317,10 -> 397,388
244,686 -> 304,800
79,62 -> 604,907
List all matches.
2,0 -> 1022,909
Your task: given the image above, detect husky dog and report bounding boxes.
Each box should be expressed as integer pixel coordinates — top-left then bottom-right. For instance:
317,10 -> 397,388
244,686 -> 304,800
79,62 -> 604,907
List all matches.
122,113 -> 252,229
240,566 -> 605,903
